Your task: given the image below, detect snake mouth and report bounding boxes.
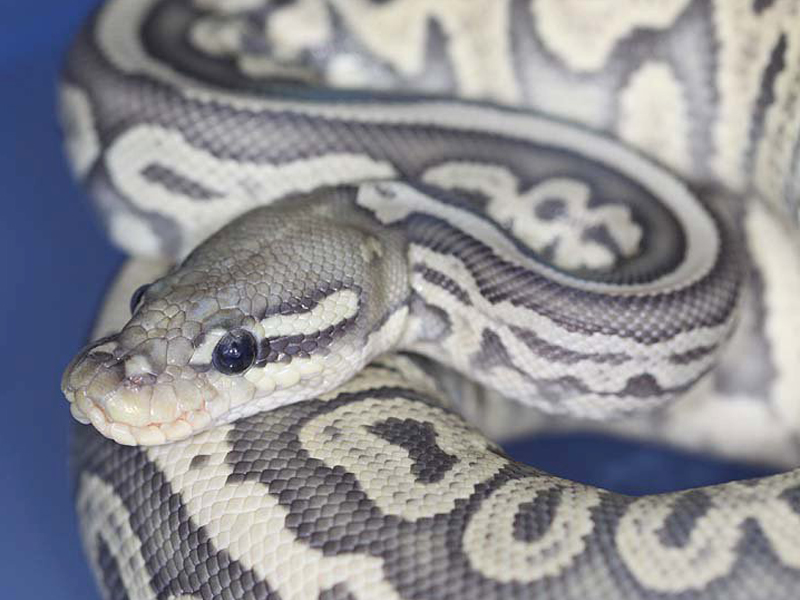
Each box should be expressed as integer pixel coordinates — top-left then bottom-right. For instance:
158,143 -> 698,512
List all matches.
61,336 -> 215,445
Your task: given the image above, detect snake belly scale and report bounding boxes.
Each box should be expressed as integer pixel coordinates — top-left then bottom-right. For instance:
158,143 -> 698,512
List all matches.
59,0 -> 800,599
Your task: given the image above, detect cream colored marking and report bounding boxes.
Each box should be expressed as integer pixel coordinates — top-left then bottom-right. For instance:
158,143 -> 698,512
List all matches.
245,303 -> 407,400
258,288 -> 360,337
77,473 -> 159,600
359,236 -> 384,263
105,125 -> 397,257
108,211 -> 163,258
463,477 -> 601,582
189,16 -> 247,58
124,354 -> 154,379
424,163 -> 641,270
99,0 -> 526,109
712,0 -> 792,192
358,162 -> 714,295
93,0 -> 754,219
405,245 -> 731,416
754,16 -> 800,213
745,202 -> 800,428
266,0 -> 332,60
617,471 -> 800,592
147,425 -> 404,600
189,13 -> 317,81
327,54 -> 379,88
316,0 -> 520,102
59,85 -> 100,178
189,330 -> 226,367
618,61 -> 692,177
315,353 -> 443,406
298,397 -> 506,521
533,0 -> 691,72
409,245 -> 729,363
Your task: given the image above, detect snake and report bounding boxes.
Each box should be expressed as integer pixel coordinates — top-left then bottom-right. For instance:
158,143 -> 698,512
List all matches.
58,0 -> 800,598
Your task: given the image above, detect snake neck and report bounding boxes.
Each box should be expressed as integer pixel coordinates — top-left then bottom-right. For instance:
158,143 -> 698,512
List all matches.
353,179 -> 742,419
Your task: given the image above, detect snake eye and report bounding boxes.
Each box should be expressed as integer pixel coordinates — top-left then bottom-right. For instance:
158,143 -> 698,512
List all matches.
212,329 -> 256,375
129,284 -> 150,314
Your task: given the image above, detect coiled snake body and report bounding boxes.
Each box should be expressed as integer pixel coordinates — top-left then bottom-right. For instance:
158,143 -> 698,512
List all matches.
60,1 -> 800,598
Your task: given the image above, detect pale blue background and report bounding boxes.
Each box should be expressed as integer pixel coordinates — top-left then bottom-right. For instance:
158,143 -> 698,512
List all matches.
0,2 -> 772,597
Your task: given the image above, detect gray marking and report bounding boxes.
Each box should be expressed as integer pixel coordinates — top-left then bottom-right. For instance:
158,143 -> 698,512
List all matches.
656,490 -> 713,548
746,34 -> 787,176
95,535 -> 132,600
472,328 -> 521,374
753,0 -> 778,14
319,583 -> 358,600
190,454 -> 210,470
142,164 -> 223,200
534,198 -> 566,221
366,417 -> 458,484
669,344 -> 718,365
413,264 -> 473,306
408,292 -> 453,343
256,317 -> 353,366
510,326 -> 630,366
512,488 -> 561,544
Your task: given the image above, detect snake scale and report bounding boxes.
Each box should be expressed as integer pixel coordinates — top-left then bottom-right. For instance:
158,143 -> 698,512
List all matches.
59,0 -> 800,598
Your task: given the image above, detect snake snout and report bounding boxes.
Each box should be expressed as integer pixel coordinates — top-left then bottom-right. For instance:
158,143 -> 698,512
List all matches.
61,336 -> 123,397
62,335 -> 215,445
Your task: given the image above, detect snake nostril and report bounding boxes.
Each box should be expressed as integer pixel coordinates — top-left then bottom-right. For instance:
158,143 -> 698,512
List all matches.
124,372 -> 158,389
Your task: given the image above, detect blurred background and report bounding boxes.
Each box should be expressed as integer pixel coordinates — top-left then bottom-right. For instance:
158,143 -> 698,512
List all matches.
0,1 -> 775,598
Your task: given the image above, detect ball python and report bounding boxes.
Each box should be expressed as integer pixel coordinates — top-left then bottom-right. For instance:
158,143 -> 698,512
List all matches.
59,0 -> 800,598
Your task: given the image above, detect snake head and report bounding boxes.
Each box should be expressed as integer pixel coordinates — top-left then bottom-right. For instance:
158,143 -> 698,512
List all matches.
61,200 -> 409,446
61,275 -> 373,446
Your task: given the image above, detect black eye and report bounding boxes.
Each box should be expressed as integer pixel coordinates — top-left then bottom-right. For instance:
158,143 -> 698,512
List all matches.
129,284 -> 150,314
212,329 -> 256,375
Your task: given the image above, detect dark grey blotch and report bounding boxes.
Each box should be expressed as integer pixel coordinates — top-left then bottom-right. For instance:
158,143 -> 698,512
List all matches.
318,582 -> 358,600
95,534 -> 132,600
534,197 -> 566,220
190,454 -> 210,470
141,164 -> 223,200
367,418 -> 458,484
413,264 -> 473,306
512,488 -> 561,544
753,0 -> 777,13
656,490 -> 712,548
408,292 -> 452,343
